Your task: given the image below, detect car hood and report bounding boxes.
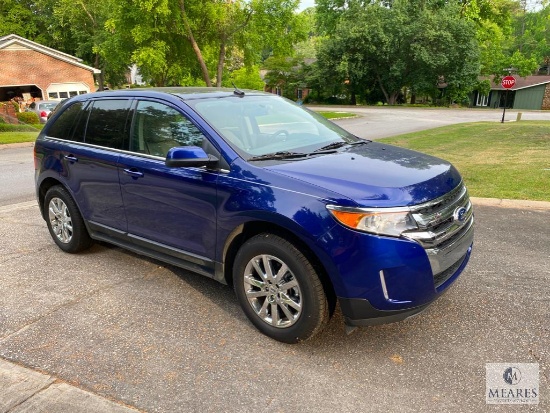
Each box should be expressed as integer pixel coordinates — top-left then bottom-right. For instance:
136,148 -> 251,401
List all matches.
264,142 -> 462,207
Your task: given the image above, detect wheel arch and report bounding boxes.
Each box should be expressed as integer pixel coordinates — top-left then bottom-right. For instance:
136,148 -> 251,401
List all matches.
222,220 -> 337,316
37,177 -> 66,219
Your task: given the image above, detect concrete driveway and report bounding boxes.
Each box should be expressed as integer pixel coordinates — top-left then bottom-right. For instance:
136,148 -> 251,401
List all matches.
0,201 -> 548,412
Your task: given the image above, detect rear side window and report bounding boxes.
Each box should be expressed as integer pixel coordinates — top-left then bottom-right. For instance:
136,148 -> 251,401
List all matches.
46,102 -> 85,141
85,99 -> 131,150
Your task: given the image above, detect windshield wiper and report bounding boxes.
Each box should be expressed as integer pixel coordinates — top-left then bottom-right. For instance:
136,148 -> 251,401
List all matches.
349,139 -> 371,145
248,151 -> 308,161
313,141 -> 347,152
313,139 -> 371,153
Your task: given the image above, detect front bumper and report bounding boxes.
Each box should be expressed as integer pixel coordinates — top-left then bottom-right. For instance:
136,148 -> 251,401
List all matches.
339,297 -> 430,327
336,242 -> 472,326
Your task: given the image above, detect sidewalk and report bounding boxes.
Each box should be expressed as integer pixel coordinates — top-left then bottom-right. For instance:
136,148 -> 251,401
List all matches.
0,358 -> 140,413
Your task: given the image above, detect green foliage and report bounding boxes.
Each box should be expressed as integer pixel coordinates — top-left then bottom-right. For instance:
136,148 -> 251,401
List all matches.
102,0 -> 305,87
16,111 -> 40,124
262,55 -> 307,99
0,124 -> 39,133
4,0 -> 550,102
225,66 -> 264,91
476,79 -> 492,96
0,0 -> 50,42
316,0 -> 480,105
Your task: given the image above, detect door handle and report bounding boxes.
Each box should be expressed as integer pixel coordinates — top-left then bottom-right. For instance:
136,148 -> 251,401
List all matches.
64,155 -> 78,162
123,168 -> 144,178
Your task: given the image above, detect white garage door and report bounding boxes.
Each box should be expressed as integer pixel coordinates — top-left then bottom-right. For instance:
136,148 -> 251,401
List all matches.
47,82 -> 90,100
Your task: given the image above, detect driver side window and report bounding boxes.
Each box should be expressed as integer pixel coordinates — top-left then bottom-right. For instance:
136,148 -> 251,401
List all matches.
132,101 -> 205,157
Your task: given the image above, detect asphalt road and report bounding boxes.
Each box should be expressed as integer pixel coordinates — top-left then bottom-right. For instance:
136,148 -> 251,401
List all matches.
0,144 -> 35,207
0,202 -> 548,412
312,106 -> 550,139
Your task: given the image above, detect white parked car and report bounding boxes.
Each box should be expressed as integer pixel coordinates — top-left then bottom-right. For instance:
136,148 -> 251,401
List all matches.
26,100 -> 60,123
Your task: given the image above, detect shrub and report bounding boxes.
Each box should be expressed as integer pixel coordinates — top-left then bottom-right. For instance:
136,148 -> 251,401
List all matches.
17,111 -> 40,124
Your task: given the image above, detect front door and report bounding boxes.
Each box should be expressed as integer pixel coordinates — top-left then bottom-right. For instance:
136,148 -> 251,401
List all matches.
118,99 -> 218,262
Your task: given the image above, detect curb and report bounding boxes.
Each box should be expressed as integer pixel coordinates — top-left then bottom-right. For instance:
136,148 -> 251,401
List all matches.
0,141 -> 34,150
0,358 -> 141,412
471,197 -> 550,211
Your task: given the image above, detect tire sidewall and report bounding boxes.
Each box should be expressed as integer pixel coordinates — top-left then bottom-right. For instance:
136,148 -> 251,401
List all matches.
44,186 -> 91,253
233,233 -> 326,343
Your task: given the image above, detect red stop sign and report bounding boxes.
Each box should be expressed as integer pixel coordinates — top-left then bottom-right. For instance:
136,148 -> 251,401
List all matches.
501,76 -> 516,89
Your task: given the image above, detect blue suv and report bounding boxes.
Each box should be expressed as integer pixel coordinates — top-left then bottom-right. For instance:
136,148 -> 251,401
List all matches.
34,88 -> 474,343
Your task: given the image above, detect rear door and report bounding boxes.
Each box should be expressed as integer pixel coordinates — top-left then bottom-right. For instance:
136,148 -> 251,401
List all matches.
54,99 -> 131,231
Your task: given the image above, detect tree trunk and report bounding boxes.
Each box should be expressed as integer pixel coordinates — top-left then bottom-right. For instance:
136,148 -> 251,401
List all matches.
350,90 -> 356,105
216,40 -> 226,88
180,0 -> 212,87
388,93 -> 398,105
95,54 -> 105,91
376,73 -> 390,105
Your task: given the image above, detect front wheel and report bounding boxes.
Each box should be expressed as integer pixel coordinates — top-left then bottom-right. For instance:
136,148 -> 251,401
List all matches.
233,233 -> 329,343
44,185 -> 93,253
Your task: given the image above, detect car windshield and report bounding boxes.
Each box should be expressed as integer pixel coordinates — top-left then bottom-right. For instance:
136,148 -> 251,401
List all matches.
187,95 -> 360,159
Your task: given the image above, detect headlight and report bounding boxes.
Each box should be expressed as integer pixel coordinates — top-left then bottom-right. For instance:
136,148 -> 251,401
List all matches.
327,205 -> 418,237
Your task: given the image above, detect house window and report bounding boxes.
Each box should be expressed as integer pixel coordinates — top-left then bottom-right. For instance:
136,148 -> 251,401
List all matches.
476,93 -> 488,107
275,87 -> 282,96
297,89 -> 303,100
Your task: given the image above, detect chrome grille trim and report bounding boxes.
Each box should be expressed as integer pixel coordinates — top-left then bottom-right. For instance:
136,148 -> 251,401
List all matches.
402,182 -> 474,277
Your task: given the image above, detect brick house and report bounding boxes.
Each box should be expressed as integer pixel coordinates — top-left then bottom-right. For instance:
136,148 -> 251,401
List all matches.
0,34 -> 100,103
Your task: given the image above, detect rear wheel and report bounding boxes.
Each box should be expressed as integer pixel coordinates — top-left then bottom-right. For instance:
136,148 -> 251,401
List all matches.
44,186 -> 93,253
233,233 -> 329,343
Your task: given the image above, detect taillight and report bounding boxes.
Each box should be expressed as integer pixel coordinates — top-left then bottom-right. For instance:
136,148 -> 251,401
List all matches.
40,111 -> 47,117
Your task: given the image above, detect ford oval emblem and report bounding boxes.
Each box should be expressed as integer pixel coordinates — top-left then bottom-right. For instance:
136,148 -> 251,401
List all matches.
453,207 -> 467,223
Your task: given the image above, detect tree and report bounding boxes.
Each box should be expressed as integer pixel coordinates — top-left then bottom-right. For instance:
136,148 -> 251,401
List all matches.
0,0 -> 49,42
510,1 -> 550,73
316,0 -> 480,105
47,0 -> 129,87
459,0 -> 539,78
262,55 -> 302,99
106,0 -> 305,87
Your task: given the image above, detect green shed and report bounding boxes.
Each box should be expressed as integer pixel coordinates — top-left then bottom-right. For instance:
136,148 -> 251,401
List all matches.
472,75 -> 550,110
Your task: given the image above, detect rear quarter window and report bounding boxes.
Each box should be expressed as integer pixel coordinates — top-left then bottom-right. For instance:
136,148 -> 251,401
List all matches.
46,102 -> 85,141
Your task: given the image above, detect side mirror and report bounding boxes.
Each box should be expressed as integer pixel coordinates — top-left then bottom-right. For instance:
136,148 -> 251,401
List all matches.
165,146 -> 219,168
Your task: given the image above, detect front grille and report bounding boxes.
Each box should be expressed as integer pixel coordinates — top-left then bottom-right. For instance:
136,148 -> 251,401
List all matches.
433,252 -> 467,288
403,182 -> 474,280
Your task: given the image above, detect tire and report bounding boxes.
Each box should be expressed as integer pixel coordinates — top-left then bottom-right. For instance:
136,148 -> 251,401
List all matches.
44,185 -> 93,253
233,233 -> 329,343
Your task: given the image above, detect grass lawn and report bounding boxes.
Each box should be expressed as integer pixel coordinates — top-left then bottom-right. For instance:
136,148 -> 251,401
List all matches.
317,111 -> 357,119
0,131 -> 39,144
379,121 -> 550,202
